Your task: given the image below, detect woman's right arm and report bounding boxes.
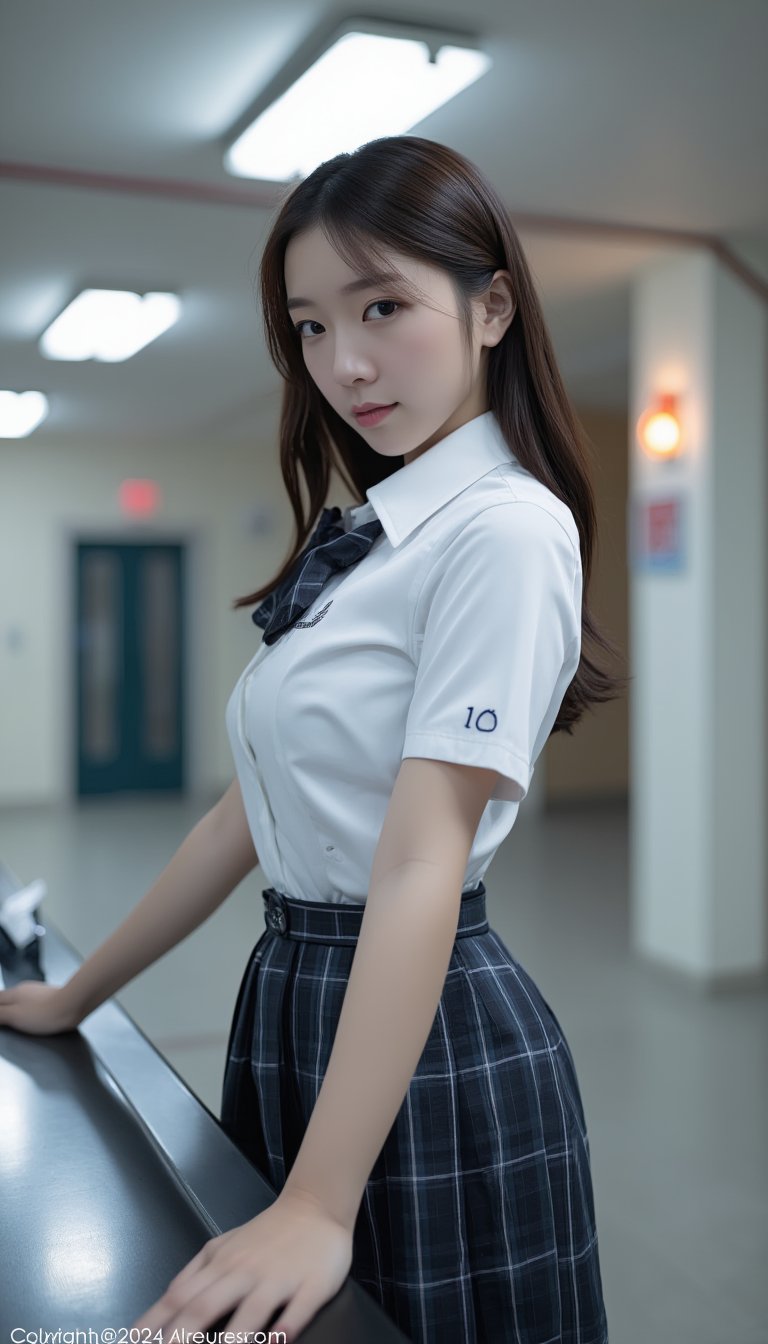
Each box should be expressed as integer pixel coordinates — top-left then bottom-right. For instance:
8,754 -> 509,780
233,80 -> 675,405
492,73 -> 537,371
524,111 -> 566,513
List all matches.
0,779 -> 259,1035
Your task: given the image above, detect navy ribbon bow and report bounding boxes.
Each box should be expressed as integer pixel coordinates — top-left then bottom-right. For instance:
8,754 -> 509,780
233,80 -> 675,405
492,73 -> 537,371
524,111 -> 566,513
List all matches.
251,505 -> 383,645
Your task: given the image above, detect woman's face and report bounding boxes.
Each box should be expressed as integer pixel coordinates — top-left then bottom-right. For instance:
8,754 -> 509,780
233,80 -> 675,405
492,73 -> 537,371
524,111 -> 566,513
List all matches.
283,227 -> 513,465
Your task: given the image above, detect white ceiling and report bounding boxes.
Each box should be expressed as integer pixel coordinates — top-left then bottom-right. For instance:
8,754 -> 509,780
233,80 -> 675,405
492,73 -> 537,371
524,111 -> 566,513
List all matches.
1,0 -> 766,443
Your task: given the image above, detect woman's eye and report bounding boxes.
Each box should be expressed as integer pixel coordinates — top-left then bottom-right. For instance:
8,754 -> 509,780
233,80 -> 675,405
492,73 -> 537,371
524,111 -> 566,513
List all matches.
363,298 -> 400,318
291,315 -> 321,334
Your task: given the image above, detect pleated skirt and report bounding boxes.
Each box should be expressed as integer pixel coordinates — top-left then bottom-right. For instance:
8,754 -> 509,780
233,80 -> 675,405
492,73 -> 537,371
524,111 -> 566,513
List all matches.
220,881 -> 609,1344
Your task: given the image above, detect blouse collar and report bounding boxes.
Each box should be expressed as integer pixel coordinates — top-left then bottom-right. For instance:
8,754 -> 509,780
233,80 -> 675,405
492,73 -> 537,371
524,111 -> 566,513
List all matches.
358,410 -> 516,548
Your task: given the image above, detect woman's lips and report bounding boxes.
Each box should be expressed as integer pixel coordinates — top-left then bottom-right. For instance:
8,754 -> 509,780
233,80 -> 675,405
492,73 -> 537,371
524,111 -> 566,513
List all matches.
354,403 -> 398,427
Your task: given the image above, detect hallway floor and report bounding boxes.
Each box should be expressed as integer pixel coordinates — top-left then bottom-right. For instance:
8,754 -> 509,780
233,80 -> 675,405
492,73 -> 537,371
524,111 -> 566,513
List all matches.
2,795 -> 766,1343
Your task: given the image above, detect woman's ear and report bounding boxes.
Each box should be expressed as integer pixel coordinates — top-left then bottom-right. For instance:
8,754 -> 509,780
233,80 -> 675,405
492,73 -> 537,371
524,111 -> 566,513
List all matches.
475,270 -> 516,348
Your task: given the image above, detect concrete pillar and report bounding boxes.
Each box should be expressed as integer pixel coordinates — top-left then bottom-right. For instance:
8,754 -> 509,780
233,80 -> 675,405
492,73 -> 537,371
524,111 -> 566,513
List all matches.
629,248 -> 767,987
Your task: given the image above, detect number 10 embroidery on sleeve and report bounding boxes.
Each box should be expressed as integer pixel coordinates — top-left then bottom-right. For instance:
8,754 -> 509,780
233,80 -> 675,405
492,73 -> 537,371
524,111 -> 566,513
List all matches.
464,706 -> 498,732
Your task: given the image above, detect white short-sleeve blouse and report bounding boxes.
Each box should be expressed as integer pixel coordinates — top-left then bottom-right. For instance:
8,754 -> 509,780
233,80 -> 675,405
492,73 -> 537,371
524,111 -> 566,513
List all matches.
225,410 -> 582,904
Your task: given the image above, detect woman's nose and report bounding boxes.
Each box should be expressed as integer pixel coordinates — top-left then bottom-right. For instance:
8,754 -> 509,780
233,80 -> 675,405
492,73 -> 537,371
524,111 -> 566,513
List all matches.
332,343 -> 376,382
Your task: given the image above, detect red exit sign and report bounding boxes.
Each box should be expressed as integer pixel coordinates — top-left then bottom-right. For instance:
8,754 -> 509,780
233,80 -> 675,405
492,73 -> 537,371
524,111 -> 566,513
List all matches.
120,479 -> 161,517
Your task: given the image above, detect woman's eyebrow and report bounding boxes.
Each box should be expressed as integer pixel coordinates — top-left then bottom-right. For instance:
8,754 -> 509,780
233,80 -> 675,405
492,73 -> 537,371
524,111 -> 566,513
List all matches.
287,273 -> 401,311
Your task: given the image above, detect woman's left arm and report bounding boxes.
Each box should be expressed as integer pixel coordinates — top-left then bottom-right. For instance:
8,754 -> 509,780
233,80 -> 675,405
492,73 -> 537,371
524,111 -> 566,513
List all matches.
131,755 -> 500,1340
283,753 -> 501,1228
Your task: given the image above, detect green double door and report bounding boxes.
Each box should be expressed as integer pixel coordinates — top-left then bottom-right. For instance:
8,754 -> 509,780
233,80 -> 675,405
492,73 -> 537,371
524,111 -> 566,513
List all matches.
76,542 -> 185,796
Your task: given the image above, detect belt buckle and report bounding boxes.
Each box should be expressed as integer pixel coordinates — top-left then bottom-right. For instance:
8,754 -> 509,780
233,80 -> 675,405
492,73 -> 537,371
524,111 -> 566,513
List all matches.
264,888 -> 289,937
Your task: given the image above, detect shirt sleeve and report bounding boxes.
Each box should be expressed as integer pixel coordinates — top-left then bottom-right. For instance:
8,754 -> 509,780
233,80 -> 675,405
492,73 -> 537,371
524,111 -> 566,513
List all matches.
401,500 -> 581,803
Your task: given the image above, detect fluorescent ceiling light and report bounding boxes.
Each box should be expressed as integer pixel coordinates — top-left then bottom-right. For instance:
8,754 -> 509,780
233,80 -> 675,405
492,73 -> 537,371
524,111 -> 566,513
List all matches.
39,289 -> 181,362
224,26 -> 491,181
0,390 -> 49,438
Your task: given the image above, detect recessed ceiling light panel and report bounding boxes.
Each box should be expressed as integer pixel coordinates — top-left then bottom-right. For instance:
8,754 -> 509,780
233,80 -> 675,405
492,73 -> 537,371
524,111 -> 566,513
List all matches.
224,22 -> 491,182
0,390 -> 49,438
39,289 -> 181,362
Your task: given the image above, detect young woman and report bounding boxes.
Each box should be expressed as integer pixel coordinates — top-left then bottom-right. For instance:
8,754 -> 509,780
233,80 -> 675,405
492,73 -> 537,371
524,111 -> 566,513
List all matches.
0,136 -> 623,1342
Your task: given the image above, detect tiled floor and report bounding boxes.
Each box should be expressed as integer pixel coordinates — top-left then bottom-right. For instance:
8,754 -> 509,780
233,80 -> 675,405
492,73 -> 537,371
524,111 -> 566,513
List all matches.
2,794 -> 767,1343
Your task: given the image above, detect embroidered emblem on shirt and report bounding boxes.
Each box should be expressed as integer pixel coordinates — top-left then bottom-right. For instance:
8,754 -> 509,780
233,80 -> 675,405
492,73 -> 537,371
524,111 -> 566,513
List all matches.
294,599 -> 333,629
465,706 -> 498,732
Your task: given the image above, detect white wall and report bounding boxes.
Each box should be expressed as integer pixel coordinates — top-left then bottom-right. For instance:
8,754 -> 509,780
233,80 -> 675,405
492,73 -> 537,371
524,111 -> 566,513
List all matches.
629,248 -> 767,980
0,423 -> 314,803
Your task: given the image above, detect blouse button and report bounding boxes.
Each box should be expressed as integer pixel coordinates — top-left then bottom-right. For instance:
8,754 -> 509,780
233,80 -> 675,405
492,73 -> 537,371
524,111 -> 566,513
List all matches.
325,844 -> 334,852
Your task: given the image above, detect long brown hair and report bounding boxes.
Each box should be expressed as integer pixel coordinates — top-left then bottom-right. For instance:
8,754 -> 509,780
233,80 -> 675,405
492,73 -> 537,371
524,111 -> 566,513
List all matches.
234,135 -> 628,734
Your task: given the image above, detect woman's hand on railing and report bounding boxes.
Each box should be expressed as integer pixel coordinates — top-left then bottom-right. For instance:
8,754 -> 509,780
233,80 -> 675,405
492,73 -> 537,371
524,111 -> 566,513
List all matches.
0,980 -> 83,1035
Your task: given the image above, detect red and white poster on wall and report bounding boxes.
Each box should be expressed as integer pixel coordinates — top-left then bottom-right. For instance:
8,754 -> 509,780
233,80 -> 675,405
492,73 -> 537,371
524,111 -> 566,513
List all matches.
629,494 -> 686,573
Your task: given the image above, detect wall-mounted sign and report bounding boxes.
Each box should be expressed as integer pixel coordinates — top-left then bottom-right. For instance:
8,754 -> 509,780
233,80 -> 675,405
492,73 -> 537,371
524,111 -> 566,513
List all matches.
629,494 -> 686,573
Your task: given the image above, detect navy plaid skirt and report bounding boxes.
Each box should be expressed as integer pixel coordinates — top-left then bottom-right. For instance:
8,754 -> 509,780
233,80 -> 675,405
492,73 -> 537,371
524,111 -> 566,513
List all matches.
220,881 -> 609,1344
